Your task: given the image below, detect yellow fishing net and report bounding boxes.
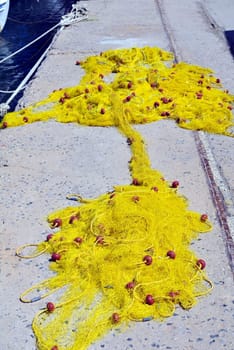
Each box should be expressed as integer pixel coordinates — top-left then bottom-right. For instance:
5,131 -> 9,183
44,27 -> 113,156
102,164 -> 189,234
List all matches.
5,46 -> 233,350
1,46 -> 234,134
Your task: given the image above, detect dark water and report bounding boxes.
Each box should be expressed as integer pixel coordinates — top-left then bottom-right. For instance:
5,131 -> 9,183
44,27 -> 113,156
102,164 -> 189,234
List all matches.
0,0 -> 75,111
224,31 -> 234,60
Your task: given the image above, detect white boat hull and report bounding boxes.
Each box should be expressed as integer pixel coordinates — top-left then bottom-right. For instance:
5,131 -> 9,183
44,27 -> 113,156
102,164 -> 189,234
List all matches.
0,0 -> 9,33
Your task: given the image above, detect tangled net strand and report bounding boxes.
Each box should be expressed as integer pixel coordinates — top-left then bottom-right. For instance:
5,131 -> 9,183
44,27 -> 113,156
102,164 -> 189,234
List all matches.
6,47 -> 233,350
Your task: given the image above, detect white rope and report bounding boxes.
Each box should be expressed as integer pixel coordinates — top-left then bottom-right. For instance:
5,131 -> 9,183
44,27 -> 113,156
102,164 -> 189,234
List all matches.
0,3 -> 88,65
5,35 -> 56,106
0,2 -> 88,116
0,86 -> 26,93
0,23 -> 61,65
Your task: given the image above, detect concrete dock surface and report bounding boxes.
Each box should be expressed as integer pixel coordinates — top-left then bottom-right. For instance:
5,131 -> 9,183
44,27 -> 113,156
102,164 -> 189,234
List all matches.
0,0 -> 234,349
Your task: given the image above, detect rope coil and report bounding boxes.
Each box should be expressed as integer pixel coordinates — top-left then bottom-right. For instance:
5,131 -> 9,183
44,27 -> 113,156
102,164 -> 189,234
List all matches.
61,3 -> 88,26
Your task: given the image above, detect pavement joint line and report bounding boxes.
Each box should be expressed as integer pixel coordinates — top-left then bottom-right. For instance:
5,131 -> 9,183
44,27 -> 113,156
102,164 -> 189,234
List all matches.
198,131 -> 234,215
155,0 -> 181,62
227,216 -> 234,238
194,132 -> 234,275
198,1 -> 225,35
155,0 -> 234,275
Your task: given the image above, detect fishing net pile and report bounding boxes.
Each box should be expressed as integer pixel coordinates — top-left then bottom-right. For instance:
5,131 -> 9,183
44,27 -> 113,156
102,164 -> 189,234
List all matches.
4,46 -> 233,350
1,46 -> 234,135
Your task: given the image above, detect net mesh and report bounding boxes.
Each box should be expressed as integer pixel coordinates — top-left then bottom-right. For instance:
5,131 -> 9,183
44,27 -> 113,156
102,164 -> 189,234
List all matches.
4,46 -> 233,350
1,46 -> 233,135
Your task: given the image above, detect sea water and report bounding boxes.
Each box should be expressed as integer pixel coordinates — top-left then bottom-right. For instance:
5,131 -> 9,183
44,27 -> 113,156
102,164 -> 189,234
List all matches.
0,0 -> 76,111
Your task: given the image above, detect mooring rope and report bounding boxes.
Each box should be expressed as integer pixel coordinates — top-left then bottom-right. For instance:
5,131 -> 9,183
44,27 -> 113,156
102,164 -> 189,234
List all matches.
0,2 -> 88,116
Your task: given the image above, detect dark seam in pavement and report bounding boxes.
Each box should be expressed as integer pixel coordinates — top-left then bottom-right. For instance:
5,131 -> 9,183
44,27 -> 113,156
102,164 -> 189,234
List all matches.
194,132 -> 234,276
155,0 -> 234,277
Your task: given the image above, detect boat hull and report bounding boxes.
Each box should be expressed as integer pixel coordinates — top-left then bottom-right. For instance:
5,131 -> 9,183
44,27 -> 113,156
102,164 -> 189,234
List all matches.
0,0 -> 9,33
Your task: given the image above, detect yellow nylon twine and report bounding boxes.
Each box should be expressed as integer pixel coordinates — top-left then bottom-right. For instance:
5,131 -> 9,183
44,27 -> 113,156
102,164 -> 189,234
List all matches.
6,46 -> 233,350
1,47 -> 233,135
